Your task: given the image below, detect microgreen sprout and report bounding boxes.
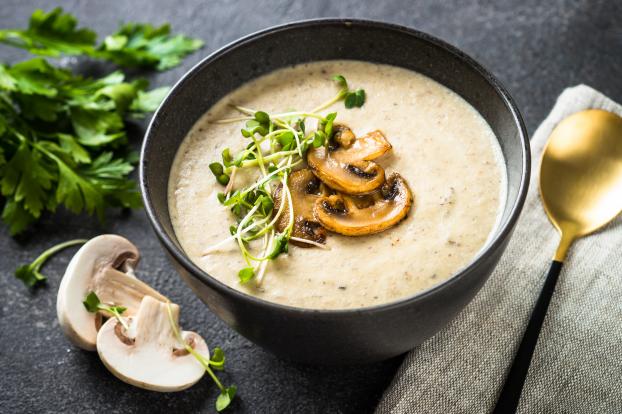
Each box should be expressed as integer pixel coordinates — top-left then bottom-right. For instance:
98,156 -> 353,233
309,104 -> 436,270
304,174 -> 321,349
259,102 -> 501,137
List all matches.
332,74 -> 366,109
204,74 -> 366,285
15,239 -> 87,287
82,291 -> 129,330
165,303 -> 236,412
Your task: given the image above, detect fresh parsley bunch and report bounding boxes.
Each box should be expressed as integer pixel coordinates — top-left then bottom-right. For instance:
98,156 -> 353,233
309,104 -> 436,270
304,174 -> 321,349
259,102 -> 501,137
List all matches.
0,8 -> 203,235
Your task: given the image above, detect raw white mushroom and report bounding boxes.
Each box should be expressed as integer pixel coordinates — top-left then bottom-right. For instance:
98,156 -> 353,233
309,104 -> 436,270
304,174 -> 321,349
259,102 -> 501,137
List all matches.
56,234 -> 167,351
97,295 -> 208,392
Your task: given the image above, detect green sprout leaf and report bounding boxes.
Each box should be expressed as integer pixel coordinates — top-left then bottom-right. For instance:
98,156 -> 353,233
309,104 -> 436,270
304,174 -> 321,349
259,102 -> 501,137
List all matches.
268,233 -> 289,260
82,291 -> 101,312
312,131 -> 326,148
254,111 -> 270,124
238,267 -> 255,283
83,291 -> 128,329
209,163 -> 230,185
210,347 -> 226,371
216,386 -> 237,412
209,162 -> 224,176
332,74 -> 365,109
221,148 -> 232,167
332,74 -> 347,89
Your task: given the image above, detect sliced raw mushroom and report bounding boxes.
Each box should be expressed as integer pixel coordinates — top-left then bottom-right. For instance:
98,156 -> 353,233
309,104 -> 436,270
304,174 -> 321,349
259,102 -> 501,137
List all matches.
97,296 -> 209,392
314,172 -> 413,236
56,235 -> 168,351
307,128 -> 392,195
273,169 -> 328,247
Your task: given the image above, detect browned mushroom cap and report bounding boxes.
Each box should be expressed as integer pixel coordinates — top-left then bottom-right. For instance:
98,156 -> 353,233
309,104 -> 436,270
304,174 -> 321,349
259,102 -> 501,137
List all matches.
314,173 -> 413,236
307,129 -> 392,195
332,124 -> 356,148
272,169 -> 328,247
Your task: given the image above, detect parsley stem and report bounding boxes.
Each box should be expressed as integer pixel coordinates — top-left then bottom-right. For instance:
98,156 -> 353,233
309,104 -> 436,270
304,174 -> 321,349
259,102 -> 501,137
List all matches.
30,239 -> 87,273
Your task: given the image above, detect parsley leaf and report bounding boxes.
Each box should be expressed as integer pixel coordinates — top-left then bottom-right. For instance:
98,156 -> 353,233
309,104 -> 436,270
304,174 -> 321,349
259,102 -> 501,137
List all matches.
0,9 -> 201,234
0,8 -> 203,71
100,23 -> 204,71
0,8 -> 97,56
0,58 -> 161,234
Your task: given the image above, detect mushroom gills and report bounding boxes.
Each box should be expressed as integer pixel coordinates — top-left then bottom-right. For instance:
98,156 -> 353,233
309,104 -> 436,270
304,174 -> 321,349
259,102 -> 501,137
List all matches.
307,128 -> 392,195
97,296 -> 209,392
314,173 -> 413,236
273,169 -> 328,247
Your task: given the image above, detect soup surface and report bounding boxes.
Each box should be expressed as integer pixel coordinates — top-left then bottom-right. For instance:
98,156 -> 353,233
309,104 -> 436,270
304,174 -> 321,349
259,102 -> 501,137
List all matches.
169,60 -> 506,309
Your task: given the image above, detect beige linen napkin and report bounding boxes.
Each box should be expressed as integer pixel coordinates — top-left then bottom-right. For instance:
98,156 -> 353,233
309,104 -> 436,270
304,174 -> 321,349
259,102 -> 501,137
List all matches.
376,85 -> 622,414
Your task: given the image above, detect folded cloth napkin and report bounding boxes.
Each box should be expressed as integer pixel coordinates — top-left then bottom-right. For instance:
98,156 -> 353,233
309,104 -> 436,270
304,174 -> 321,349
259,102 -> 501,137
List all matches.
375,85 -> 622,414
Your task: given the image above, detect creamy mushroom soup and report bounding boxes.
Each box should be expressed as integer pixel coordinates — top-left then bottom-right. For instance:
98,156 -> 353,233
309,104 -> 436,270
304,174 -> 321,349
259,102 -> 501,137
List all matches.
169,60 -> 506,309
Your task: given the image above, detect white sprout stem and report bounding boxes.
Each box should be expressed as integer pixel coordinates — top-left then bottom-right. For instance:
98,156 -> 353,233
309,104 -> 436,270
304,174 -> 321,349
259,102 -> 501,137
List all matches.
235,204 -> 260,265
255,230 -> 274,286
114,311 -> 130,331
210,116 -> 252,124
311,90 -> 346,113
235,159 -> 301,197
284,161 -> 295,233
242,174 -> 290,242
232,105 -> 255,115
270,111 -> 325,120
252,137 -> 267,176
202,214 -> 272,255
165,303 -> 225,392
224,166 -> 237,195
289,237 -> 331,249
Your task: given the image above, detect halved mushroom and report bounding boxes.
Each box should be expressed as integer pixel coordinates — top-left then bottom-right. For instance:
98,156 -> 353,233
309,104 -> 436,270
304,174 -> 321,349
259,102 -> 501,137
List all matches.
314,173 -> 413,236
97,296 -> 209,392
273,169 -> 328,247
307,127 -> 392,195
56,235 -> 168,351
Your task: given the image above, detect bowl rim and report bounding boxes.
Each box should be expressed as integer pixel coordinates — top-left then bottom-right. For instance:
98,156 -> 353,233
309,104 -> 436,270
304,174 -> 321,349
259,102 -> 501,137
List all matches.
140,17 -> 531,315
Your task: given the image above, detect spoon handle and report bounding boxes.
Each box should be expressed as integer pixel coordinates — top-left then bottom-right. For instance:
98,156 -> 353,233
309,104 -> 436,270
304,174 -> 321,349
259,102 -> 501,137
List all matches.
493,260 -> 564,413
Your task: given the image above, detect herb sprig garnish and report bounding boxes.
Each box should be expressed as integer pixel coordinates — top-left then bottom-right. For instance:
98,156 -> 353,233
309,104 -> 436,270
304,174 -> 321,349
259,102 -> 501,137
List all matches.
205,75 -> 365,284
165,303 -> 236,412
0,8 -> 204,70
0,8 -> 203,236
83,291 -> 129,330
15,239 -> 87,287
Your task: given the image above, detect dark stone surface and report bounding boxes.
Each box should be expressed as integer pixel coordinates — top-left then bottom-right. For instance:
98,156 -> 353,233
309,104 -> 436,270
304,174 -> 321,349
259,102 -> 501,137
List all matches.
0,0 -> 619,413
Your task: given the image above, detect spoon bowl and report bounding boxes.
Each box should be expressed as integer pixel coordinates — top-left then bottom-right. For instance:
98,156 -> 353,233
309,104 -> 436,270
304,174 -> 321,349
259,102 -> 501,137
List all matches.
540,109 -> 622,258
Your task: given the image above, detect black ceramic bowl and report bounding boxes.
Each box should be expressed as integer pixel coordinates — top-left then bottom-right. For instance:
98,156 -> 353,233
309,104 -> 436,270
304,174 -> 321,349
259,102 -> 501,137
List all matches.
140,19 -> 530,364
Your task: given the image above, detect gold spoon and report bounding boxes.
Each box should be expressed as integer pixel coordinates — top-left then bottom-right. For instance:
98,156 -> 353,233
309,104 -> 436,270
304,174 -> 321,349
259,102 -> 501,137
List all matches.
494,109 -> 622,413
